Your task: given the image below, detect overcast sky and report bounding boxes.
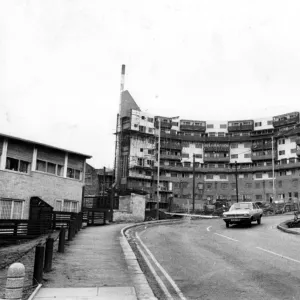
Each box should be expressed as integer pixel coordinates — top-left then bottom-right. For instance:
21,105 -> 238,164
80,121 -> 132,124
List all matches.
1,0 -> 300,168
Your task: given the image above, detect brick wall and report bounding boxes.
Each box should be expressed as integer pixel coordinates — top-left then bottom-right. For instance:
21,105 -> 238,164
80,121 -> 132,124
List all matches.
0,170 -> 84,219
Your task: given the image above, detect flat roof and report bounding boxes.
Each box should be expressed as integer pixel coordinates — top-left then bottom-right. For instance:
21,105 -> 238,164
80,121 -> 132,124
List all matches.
0,133 -> 92,159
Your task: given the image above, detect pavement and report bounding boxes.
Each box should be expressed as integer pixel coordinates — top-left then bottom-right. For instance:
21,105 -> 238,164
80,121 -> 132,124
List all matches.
33,223 -> 157,300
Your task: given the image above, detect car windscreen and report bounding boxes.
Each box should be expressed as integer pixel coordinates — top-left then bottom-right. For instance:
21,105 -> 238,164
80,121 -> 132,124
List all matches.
230,203 -> 252,211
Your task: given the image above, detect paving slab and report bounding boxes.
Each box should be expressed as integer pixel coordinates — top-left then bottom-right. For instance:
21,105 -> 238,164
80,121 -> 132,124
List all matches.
34,287 -> 137,300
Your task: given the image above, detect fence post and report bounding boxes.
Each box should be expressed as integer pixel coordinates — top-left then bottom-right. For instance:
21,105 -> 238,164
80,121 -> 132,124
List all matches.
44,237 -> 54,272
5,263 -> 25,300
68,222 -> 73,241
58,227 -> 65,253
33,244 -> 45,285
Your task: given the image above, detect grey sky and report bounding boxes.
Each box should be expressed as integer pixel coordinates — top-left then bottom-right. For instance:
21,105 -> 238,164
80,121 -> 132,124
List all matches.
1,0 -> 300,167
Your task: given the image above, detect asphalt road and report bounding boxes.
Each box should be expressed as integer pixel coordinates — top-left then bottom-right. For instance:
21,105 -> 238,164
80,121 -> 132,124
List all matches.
129,215 -> 300,300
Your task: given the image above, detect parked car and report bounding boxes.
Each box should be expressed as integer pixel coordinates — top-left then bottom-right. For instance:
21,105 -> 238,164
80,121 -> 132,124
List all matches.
223,202 -> 263,228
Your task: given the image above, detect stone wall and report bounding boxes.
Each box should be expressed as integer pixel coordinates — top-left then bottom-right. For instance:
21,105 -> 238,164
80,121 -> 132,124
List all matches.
114,193 -> 146,222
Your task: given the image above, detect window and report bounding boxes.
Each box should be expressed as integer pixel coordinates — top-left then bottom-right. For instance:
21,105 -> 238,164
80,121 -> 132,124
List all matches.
231,143 -> 238,149
148,149 -> 154,155
139,126 -> 146,132
148,117 -> 154,122
171,172 -> 177,177
47,162 -> 56,174
207,124 -> 214,129
291,148 -> 296,153
278,139 -> 285,145
268,172 -> 273,178
244,154 -> 251,158
0,199 -> 23,219
137,158 -> 144,166
194,154 -> 202,158
182,153 -> 189,158
140,148 -> 143,152
278,180 -> 282,188
206,183 -> 212,189
231,183 -> 236,189
195,143 -> 202,148
245,183 -> 252,188
255,195 -> 263,200
231,154 -> 238,159
148,128 -> 153,133
219,174 -> 227,179
6,157 -> 30,173
255,122 -> 262,127
255,182 -> 260,189
256,173 -> 263,179
293,179 -> 298,187
62,200 -> 78,212
218,132 -> 225,137
220,124 -> 227,129
184,162 -> 191,167
279,150 -> 285,155
221,183 -> 228,189
267,120 -> 273,125
279,171 -> 286,176
244,143 -> 251,148
67,168 -> 81,180
206,174 -> 213,179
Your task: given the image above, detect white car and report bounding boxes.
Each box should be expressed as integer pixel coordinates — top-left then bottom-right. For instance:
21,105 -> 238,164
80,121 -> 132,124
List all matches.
223,202 -> 263,228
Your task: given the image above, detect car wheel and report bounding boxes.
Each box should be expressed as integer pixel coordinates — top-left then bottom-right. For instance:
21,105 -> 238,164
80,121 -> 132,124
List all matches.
257,217 -> 261,225
226,222 -> 230,228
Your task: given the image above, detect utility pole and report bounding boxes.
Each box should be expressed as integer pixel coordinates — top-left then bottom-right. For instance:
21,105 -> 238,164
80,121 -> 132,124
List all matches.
156,119 -> 161,220
192,154 -> 195,214
235,161 -> 239,203
271,136 -> 276,215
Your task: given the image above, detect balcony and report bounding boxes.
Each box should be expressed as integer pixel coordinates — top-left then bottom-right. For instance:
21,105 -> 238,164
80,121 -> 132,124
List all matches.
251,142 -> 273,151
160,142 -> 182,150
273,115 -> 299,127
203,156 -> 230,163
205,136 -> 230,142
228,124 -> 254,132
204,146 -> 229,152
251,152 -> 274,161
160,153 -> 181,160
180,124 -> 206,132
155,121 -> 172,129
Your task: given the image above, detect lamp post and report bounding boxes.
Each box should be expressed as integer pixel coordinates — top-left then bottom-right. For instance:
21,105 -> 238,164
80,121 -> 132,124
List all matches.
192,154 -> 196,213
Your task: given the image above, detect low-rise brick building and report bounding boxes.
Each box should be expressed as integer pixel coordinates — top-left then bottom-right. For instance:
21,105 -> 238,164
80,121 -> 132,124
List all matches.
0,133 -> 91,219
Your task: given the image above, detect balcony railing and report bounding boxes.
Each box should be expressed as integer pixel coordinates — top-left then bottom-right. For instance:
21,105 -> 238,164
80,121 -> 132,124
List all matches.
160,153 -> 181,160
160,142 -> 182,150
273,116 -> 299,127
228,124 -> 254,132
180,124 -> 206,132
251,152 -> 274,161
251,142 -> 272,151
203,156 -> 230,163
204,146 -> 229,152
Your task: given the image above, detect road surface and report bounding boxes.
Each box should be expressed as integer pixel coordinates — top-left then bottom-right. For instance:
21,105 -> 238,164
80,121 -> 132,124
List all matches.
128,215 -> 300,300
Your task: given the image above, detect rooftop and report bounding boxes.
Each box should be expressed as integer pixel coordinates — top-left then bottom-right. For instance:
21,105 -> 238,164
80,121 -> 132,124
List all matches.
0,132 -> 92,159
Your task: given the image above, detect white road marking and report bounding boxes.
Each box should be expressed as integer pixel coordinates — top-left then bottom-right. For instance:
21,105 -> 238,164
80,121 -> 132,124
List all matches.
136,243 -> 173,299
214,233 -> 239,242
256,247 -> 300,264
136,232 -> 187,300
207,226 -> 212,232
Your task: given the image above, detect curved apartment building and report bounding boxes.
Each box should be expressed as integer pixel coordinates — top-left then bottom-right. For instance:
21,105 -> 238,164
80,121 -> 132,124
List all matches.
116,90 -> 300,210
